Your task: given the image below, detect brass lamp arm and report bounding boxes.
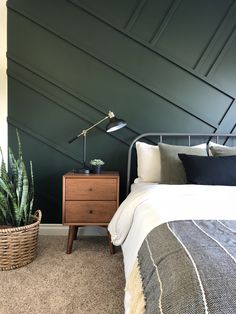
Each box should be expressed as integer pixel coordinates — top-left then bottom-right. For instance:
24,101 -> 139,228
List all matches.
78,115 -> 109,138
69,111 -> 115,143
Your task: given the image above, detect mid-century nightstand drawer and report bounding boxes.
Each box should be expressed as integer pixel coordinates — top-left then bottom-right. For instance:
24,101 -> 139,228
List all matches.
65,178 -> 117,200
65,201 -> 117,223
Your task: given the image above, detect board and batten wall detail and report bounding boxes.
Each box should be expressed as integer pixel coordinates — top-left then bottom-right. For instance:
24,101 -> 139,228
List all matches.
7,0 -> 236,223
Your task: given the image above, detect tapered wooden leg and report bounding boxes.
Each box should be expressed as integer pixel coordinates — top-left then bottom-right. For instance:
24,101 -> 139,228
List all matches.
74,226 -> 79,240
67,226 -> 77,254
108,230 -> 115,255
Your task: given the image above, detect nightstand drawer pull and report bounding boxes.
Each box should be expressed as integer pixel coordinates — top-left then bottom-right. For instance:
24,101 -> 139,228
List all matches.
89,210 -> 93,214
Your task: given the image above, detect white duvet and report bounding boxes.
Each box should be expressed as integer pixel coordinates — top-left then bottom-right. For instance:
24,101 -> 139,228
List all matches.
108,183 -> 236,279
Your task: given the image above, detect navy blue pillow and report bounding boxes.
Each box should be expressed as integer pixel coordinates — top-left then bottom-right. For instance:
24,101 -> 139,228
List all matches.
178,154 -> 236,185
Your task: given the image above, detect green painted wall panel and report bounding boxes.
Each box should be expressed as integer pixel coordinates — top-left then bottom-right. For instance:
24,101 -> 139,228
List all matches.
208,33 -> 236,96
155,0 -> 233,68
129,0 -> 173,41
7,0 -> 236,223
75,0 -> 139,28
8,1 -> 233,126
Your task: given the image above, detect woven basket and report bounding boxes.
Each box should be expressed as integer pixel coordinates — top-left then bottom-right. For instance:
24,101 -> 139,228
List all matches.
0,210 -> 42,271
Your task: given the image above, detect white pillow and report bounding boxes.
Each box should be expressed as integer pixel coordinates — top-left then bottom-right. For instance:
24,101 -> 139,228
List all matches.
136,141 -> 161,183
135,141 -> 208,183
208,141 -> 225,156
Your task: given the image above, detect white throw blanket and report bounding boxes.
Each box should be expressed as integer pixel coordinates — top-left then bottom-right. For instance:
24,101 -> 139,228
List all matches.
108,184 -> 236,278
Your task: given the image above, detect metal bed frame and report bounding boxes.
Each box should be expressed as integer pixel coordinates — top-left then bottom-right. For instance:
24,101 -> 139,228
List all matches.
126,133 -> 236,195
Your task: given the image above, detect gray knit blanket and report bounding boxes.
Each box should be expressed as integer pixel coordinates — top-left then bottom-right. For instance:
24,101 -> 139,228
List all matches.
138,220 -> 236,314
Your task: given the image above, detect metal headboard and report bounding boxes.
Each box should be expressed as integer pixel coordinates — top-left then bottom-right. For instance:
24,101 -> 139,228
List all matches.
126,132 -> 236,196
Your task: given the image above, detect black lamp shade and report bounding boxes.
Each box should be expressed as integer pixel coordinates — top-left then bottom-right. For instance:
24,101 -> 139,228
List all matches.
106,117 -> 127,133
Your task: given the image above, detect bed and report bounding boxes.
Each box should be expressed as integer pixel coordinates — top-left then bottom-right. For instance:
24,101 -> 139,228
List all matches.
108,133 -> 236,314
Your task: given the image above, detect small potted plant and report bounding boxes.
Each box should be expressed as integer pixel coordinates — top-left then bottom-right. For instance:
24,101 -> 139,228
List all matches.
90,159 -> 105,174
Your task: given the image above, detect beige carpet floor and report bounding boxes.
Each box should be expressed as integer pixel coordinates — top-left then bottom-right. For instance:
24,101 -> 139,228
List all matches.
0,236 -> 125,314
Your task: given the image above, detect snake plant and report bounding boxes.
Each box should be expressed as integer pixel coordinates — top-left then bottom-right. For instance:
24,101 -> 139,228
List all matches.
0,130 -> 34,227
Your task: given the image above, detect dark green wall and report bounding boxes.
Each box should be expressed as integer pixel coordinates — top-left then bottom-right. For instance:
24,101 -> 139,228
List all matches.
7,0 -> 236,222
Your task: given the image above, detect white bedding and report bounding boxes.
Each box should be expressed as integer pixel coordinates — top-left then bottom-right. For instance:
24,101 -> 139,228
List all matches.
108,183 -> 236,279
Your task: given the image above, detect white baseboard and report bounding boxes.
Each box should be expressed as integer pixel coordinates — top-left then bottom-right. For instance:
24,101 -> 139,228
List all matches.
39,224 -> 107,236
39,224 -> 68,236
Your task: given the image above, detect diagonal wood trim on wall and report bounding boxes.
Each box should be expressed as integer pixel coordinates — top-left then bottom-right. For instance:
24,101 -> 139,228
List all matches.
7,0 -> 236,222
68,0 -> 235,90
8,72 -> 132,148
7,4 -> 234,127
206,27 -> 236,80
125,0 -> 148,31
8,57 -> 137,142
194,1 -> 236,75
149,0 -> 182,45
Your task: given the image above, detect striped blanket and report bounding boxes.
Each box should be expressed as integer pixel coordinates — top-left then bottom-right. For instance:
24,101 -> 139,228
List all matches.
127,220 -> 236,314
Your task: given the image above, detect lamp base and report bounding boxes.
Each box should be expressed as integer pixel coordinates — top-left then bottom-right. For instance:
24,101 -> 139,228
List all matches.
78,168 -> 90,174
72,164 -> 90,174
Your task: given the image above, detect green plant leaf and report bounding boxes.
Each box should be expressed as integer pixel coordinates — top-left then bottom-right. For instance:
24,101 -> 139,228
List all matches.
0,178 -> 13,198
0,190 -> 8,224
0,148 -> 10,186
27,160 -> 34,224
16,129 -> 23,160
0,190 -> 15,226
18,161 -> 29,225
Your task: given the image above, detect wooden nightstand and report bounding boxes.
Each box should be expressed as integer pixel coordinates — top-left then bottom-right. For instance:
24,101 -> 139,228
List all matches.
62,171 -> 119,254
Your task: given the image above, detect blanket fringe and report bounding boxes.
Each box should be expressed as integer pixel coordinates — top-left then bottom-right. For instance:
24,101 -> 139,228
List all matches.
125,259 -> 146,314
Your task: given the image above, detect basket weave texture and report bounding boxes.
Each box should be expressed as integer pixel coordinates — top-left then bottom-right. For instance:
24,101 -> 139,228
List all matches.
0,210 -> 42,271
